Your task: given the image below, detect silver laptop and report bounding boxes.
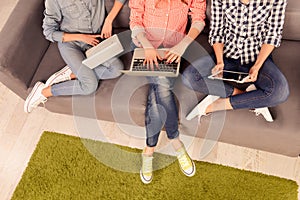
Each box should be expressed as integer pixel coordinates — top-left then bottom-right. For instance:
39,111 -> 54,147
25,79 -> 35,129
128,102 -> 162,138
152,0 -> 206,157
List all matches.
121,48 -> 180,77
82,34 -> 124,69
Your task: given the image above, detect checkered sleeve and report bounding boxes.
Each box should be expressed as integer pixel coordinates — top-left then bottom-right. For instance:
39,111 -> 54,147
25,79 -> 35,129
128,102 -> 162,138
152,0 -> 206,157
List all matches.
263,0 -> 287,47
209,0 -> 225,45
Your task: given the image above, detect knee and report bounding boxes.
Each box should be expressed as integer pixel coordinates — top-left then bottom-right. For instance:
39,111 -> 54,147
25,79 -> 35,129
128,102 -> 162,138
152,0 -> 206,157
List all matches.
153,84 -> 173,100
274,78 -> 290,104
111,59 -> 124,78
266,76 -> 290,106
104,58 -> 124,79
110,68 -> 123,79
182,66 -> 194,89
182,66 -> 206,90
80,79 -> 98,95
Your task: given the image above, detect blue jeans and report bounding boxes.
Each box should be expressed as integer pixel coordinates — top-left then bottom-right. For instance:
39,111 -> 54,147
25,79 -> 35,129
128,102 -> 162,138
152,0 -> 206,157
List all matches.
146,76 -> 179,147
130,42 -> 180,147
51,41 -> 123,96
182,55 -> 289,109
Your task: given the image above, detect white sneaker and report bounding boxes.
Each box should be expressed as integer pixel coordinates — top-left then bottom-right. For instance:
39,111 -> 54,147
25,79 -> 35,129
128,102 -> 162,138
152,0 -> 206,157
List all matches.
24,82 -> 47,113
45,66 -> 72,86
252,107 -> 274,122
140,154 -> 153,184
246,84 -> 274,122
176,146 -> 196,177
186,95 -> 220,120
245,84 -> 257,92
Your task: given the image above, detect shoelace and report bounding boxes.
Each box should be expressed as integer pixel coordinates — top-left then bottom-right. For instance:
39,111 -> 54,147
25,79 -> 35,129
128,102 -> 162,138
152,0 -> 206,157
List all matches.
56,71 -> 71,81
142,157 -> 153,174
177,152 -> 191,169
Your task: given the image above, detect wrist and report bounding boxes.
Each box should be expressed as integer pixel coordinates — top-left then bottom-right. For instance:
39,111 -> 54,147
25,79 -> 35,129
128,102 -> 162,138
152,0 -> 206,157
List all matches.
252,63 -> 262,70
105,16 -> 113,24
216,61 -> 224,65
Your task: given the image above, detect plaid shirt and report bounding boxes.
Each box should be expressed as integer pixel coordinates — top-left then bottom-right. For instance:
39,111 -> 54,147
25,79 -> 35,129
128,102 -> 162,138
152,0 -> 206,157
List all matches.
209,0 -> 287,64
129,0 -> 206,48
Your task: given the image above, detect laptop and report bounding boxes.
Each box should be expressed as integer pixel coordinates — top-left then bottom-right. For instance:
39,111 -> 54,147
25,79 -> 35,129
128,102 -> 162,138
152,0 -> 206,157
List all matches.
82,34 -> 124,69
121,48 -> 180,77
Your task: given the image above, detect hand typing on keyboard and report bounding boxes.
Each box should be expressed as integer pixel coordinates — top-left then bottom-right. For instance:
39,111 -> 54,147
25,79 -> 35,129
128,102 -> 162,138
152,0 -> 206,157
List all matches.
143,48 -> 163,71
133,58 -> 178,73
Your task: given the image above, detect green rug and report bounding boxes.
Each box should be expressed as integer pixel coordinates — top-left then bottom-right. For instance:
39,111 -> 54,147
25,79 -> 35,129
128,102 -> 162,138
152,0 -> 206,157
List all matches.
12,132 -> 298,200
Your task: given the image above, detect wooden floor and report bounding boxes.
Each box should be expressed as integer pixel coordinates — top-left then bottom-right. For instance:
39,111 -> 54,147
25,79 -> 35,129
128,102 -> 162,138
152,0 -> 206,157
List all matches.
0,1 -> 299,199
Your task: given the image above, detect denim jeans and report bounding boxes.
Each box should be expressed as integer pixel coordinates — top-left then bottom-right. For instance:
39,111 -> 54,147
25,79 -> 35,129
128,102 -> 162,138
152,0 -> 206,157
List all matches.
146,76 -> 179,147
51,41 -> 123,96
130,42 -> 179,147
182,55 -> 289,109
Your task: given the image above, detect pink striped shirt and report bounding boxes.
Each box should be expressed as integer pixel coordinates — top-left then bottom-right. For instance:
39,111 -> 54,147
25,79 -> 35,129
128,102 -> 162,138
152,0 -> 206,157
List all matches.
129,0 -> 206,48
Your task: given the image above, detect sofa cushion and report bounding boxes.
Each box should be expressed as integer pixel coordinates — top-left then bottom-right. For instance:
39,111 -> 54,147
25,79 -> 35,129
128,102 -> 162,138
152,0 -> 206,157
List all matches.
45,75 -> 148,126
282,1 -> 300,40
0,0 -> 49,95
30,43 -> 66,88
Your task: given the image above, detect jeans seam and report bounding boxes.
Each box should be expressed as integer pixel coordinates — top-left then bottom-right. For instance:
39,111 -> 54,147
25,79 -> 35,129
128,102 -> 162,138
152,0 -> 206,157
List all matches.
231,72 -> 274,108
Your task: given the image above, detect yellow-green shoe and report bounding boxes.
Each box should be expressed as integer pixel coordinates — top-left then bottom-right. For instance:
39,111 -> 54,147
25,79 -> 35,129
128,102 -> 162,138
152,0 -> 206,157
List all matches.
140,154 -> 153,184
176,147 -> 196,177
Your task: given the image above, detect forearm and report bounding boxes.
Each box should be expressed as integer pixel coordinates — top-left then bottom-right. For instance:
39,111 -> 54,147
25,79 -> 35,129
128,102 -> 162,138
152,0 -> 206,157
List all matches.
187,27 -> 200,40
212,43 -> 224,64
254,44 -> 275,68
182,19 -> 205,44
247,44 -> 275,82
62,33 -> 81,42
174,26 -> 201,53
105,1 -> 124,24
136,32 -> 154,49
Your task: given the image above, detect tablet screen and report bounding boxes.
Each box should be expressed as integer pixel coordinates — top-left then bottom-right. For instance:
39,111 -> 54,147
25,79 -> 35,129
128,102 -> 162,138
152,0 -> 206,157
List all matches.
209,70 -> 249,83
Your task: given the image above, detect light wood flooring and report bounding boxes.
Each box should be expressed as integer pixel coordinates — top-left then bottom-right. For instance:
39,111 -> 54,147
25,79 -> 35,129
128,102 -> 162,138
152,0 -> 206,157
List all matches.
0,1 -> 299,199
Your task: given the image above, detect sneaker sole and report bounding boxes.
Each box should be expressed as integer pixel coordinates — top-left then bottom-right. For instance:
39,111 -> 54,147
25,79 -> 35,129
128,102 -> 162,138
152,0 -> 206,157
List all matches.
45,67 -> 71,86
140,169 -> 152,184
24,82 -> 43,113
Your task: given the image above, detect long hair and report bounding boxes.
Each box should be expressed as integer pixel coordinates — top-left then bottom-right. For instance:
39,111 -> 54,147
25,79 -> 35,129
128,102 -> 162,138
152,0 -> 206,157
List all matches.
155,0 -> 188,7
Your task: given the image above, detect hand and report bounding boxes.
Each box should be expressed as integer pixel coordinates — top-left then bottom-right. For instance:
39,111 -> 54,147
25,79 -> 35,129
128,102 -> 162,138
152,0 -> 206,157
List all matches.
144,48 -> 162,71
165,50 -> 181,63
165,38 -> 191,63
100,18 -> 113,39
246,65 -> 261,82
165,44 -> 185,63
211,63 -> 224,75
78,34 -> 102,46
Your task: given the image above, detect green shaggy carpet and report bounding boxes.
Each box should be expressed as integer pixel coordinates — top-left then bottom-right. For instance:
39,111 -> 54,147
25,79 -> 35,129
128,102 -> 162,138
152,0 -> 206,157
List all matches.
12,131 -> 298,200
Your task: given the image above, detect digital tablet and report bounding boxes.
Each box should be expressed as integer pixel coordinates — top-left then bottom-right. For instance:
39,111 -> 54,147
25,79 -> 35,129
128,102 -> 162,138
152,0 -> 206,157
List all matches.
208,70 -> 250,83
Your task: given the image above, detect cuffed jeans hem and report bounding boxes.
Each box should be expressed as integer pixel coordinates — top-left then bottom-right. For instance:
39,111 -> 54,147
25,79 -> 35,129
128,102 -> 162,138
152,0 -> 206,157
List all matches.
146,130 -> 180,147
167,130 -> 180,140
146,138 -> 158,148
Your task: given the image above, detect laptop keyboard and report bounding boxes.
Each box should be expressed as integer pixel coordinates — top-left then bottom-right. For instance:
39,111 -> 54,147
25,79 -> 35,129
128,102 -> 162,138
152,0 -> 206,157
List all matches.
132,59 -> 178,73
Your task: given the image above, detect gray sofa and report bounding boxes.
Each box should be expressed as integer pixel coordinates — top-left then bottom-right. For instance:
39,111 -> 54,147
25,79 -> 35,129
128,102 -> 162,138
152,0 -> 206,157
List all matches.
0,0 -> 299,157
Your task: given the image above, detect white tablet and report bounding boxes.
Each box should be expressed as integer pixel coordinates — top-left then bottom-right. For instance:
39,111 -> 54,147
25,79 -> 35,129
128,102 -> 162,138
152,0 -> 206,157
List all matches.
208,70 -> 250,83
